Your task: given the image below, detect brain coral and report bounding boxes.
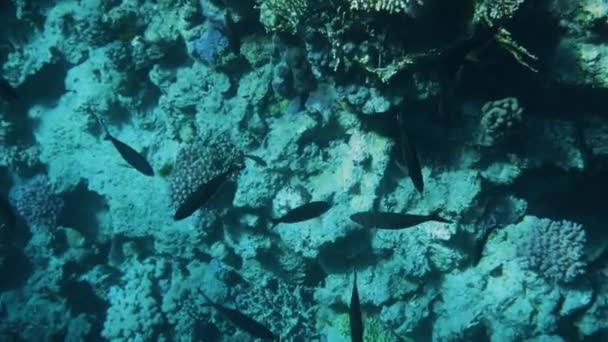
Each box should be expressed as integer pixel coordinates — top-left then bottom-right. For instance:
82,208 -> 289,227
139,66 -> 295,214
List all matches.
516,217 -> 587,284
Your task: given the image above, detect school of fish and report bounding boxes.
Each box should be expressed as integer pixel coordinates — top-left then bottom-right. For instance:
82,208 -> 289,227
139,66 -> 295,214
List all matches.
0,31 -> 505,340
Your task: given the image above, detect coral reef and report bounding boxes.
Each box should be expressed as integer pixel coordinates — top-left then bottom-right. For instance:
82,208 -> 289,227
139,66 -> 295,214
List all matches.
0,0 -> 607,341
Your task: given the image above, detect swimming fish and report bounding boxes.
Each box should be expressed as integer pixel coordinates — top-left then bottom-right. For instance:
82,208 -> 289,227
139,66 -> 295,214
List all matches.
396,114 -> 423,194
472,223 -> 499,267
173,163 -> 243,221
349,272 -> 363,342
244,154 -> 267,167
270,200 -> 332,230
200,291 -> 276,340
350,211 -> 451,230
0,196 -> 16,233
97,117 -> 154,176
0,77 -> 17,101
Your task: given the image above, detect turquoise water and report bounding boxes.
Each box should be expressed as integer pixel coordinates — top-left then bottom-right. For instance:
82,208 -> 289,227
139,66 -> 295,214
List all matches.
0,1 -> 607,341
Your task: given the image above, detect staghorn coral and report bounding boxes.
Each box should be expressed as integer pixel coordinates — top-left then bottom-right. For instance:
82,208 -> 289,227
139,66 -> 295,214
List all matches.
516,217 -> 587,284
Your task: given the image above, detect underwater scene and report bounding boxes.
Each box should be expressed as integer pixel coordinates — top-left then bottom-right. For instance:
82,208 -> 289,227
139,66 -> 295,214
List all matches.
1,0 -> 608,341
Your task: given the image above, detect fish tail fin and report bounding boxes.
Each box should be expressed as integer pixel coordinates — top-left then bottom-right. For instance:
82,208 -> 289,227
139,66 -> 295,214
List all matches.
94,114 -> 111,140
199,290 -> 214,307
269,219 -> 279,231
432,212 -> 452,224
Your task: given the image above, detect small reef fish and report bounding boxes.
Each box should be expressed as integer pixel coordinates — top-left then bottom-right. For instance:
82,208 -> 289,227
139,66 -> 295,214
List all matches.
270,200 -> 332,230
0,77 -> 17,101
200,291 -> 276,340
396,114 -> 423,194
350,211 -> 451,230
244,154 -> 267,167
349,272 -> 364,342
173,163 -> 244,221
96,117 -> 154,176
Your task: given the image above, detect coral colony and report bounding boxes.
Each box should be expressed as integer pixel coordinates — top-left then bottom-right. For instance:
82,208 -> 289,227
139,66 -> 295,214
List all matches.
1,0 -> 608,341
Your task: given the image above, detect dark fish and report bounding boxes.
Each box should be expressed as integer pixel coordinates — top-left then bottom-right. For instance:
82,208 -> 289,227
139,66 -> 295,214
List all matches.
350,211 -> 451,230
270,200 -> 332,230
200,291 -> 276,340
396,114 -> 423,194
472,223 -> 499,267
349,272 -> 364,342
0,196 -> 16,233
174,163 -> 243,221
97,117 -> 154,176
244,154 -> 267,167
0,77 -> 17,101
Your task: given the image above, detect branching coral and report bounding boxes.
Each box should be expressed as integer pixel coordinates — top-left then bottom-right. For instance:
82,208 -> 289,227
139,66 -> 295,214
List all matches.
336,313 -> 401,341
516,217 -> 587,284
349,0 -> 421,14
478,0 -> 525,23
188,278 -> 318,339
258,0 -> 309,32
477,97 -> 523,146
